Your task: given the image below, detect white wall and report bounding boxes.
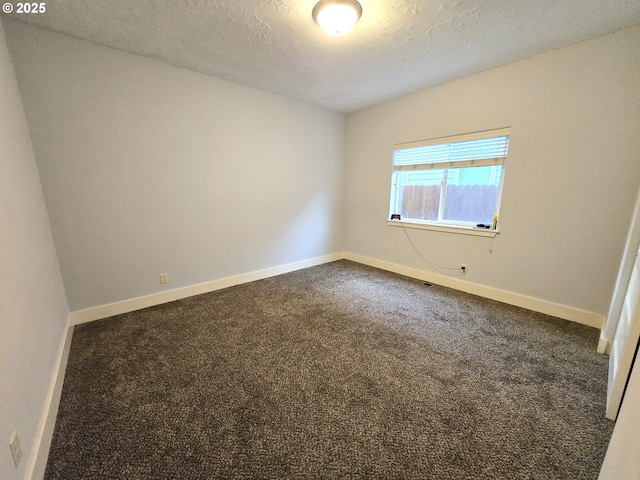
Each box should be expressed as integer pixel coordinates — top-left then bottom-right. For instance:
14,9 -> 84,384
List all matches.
0,18 -> 69,480
343,26 -> 640,319
5,21 -> 345,312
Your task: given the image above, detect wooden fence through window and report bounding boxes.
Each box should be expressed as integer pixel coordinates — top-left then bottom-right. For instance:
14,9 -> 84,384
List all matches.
401,185 -> 497,223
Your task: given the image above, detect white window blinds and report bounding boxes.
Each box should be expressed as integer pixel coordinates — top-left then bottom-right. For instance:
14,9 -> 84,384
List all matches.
393,128 -> 510,171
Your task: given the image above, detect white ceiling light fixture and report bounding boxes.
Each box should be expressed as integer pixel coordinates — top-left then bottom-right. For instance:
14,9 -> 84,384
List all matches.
312,0 -> 363,36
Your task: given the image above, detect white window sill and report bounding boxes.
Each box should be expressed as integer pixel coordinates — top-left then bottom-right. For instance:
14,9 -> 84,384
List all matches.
387,219 -> 499,237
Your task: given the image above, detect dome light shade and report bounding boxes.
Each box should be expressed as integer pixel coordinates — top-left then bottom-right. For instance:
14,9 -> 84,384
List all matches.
312,0 -> 362,36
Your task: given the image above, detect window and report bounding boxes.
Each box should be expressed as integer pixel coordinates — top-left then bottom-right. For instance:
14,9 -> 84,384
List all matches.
389,128 -> 510,234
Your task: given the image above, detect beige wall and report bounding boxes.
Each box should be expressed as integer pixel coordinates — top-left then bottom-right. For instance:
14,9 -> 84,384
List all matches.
343,25 -> 640,318
0,18 -> 69,480
5,20 -> 345,312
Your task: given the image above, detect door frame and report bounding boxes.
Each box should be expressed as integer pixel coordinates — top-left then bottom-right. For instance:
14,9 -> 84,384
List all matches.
600,188 -> 640,354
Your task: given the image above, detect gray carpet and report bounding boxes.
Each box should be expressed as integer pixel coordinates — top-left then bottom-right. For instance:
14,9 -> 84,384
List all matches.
45,260 -> 614,479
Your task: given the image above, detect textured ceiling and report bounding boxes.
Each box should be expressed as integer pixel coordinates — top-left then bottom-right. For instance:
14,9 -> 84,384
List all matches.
8,0 -> 640,112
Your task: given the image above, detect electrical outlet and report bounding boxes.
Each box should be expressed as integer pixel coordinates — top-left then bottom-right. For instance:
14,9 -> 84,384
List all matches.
9,431 -> 22,468
326,243 -> 331,251
461,264 -> 467,274
159,273 -> 168,284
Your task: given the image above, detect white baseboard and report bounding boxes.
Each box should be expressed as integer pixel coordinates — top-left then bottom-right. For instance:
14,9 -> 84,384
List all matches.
70,253 -> 345,325
26,317 -> 74,480
69,251 -> 603,329
344,253 -> 604,329
598,337 -> 612,355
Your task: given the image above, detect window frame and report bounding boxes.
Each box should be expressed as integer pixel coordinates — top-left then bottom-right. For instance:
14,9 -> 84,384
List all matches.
388,128 -> 510,237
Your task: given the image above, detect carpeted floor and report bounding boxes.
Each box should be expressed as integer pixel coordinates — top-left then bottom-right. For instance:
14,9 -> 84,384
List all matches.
45,260 -> 614,479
